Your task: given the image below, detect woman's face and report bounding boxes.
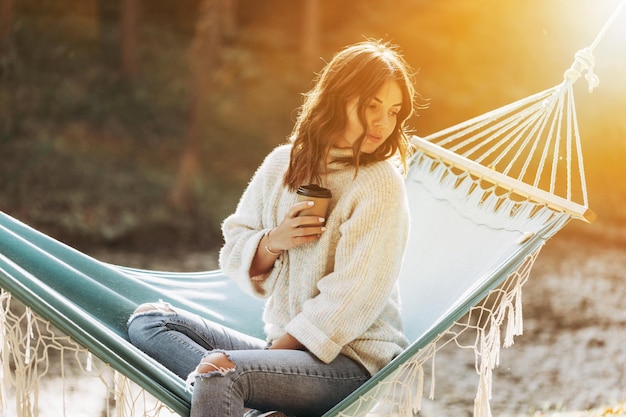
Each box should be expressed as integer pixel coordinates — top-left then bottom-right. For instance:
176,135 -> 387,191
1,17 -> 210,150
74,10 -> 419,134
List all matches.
337,79 -> 403,154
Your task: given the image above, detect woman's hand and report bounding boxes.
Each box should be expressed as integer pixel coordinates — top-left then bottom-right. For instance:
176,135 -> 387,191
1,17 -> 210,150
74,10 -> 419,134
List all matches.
249,200 -> 325,277
267,333 -> 305,350
268,200 -> 326,252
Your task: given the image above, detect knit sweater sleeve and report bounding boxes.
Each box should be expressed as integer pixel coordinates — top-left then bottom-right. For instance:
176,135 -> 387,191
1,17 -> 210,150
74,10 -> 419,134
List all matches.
285,163 -> 410,364
218,146 -> 288,297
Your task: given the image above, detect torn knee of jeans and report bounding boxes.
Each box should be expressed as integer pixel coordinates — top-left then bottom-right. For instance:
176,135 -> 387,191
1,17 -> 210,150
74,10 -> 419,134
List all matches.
134,301 -> 175,314
185,351 -> 235,389
197,351 -> 235,375
127,301 -> 175,324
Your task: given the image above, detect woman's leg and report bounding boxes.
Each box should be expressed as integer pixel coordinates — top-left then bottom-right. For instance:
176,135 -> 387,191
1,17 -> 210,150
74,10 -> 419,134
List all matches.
127,302 -> 266,379
190,349 -> 369,417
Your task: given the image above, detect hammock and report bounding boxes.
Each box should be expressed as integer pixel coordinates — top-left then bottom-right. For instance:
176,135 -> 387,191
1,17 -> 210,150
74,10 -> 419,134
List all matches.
0,5 -> 621,416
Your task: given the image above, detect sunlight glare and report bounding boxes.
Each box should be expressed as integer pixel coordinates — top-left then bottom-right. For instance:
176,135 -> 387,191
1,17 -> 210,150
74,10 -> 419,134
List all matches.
558,0 -> 626,68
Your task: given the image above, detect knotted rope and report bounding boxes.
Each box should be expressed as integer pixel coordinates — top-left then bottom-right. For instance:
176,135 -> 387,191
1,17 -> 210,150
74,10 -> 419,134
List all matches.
564,0 -> 625,92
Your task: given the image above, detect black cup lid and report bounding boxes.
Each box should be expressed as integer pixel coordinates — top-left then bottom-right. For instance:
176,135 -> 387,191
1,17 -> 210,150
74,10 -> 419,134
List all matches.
297,184 -> 332,198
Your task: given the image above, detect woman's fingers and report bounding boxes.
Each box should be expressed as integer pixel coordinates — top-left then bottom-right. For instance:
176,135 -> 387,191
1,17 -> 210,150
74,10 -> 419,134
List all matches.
293,224 -> 326,237
288,200 -> 315,218
272,221 -> 325,250
294,215 -> 325,228
272,201 -> 327,250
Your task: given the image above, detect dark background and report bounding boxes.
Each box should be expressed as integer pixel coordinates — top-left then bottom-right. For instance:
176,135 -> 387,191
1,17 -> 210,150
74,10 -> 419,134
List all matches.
1,0 -> 625,259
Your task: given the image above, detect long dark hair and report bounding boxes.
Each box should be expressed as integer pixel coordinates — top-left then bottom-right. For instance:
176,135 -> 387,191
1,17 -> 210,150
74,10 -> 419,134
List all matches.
283,40 -> 419,191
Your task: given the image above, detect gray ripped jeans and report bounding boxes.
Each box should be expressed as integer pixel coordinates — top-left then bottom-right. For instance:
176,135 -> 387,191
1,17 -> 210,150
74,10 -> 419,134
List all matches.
126,302 -> 369,417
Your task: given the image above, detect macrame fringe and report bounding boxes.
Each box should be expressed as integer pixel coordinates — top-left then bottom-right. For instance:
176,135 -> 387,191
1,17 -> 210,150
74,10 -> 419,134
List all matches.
473,253 -> 539,417
0,290 -> 175,417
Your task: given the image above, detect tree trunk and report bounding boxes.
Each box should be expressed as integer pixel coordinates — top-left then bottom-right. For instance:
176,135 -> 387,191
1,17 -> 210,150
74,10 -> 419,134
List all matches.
120,0 -> 140,80
168,0 -> 222,212
220,0 -> 237,39
0,0 -> 16,136
301,0 -> 320,73
0,0 -> 14,59
95,0 -> 119,66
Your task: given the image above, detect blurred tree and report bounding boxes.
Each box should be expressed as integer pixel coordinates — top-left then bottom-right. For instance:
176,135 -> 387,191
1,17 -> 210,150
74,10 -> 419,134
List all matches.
0,0 -> 13,60
169,0 -> 224,211
95,0 -> 119,65
0,0 -> 16,136
301,0 -> 320,72
221,0 -> 237,39
120,0 -> 140,80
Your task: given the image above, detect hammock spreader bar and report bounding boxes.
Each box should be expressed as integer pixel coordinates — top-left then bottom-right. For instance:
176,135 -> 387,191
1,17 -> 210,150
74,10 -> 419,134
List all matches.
415,136 -> 596,223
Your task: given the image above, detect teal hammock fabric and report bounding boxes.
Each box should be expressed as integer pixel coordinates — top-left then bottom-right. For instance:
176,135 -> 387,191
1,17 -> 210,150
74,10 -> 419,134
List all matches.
0,209 -> 265,416
0,143 -> 573,416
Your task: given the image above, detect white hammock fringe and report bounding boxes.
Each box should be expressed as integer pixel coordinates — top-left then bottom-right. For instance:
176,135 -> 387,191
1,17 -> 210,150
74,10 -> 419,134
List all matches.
0,290 -> 175,417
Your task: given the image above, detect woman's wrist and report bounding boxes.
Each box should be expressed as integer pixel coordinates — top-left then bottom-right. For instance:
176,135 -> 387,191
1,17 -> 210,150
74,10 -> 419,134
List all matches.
250,229 -> 280,280
264,229 -> 282,256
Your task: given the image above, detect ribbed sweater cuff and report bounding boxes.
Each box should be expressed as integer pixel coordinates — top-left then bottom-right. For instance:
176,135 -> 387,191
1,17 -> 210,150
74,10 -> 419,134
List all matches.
285,314 -> 342,364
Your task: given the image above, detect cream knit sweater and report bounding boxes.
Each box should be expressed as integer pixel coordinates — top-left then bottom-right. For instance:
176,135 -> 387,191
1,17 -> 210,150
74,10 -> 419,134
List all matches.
219,144 -> 410,376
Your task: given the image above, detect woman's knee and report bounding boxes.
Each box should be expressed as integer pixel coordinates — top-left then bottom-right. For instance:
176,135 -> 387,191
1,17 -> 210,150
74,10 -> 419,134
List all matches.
127,302 -> 174,329
186,352 -> 236,391
196,352 -> 235,375
127,302 -> 173,345
132,301 -> 175,315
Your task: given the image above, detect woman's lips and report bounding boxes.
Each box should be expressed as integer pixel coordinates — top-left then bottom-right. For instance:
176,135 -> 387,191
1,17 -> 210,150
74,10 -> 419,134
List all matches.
367,133 -> 383,143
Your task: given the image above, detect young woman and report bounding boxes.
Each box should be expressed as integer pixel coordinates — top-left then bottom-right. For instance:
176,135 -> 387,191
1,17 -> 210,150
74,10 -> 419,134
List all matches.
127,40 -> 419,417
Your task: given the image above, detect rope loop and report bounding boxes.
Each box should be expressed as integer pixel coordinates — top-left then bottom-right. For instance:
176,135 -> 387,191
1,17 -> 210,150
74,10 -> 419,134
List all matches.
563,47 -> 599,92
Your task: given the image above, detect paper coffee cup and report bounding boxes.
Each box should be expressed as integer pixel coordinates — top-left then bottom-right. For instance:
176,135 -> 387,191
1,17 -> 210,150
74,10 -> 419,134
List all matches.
296,184 -> 332,219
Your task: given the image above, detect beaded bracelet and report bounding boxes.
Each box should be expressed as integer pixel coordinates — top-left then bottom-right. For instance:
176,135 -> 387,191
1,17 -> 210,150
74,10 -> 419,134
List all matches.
264,229 -> 281,256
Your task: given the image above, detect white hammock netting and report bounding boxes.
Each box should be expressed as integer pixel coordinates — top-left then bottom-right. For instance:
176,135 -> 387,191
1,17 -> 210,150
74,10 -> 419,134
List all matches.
1,2 -> 623,416
419,61 -> 594,222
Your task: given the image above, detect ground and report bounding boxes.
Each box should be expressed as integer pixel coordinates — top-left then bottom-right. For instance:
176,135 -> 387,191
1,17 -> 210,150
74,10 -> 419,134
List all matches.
419,222 -> 626,416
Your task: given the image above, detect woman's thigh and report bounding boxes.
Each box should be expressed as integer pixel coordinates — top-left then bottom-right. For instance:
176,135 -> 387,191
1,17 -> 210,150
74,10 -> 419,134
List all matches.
191,349 -> 369,417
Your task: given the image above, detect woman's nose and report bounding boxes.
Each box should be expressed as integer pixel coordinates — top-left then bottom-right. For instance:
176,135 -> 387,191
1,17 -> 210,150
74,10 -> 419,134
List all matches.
373,112 -> 388,128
